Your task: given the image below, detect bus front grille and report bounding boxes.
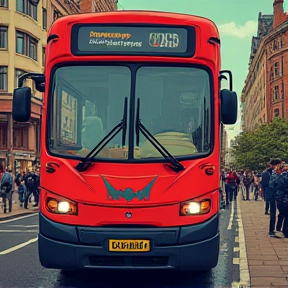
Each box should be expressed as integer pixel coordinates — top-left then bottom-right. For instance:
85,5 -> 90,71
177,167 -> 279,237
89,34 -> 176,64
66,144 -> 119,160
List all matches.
89,256 -> 169,267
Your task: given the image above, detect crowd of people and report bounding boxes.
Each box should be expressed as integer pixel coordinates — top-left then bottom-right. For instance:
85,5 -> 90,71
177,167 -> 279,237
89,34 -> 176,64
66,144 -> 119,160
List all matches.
0,165 -> 40,213
221,158 -> 288,238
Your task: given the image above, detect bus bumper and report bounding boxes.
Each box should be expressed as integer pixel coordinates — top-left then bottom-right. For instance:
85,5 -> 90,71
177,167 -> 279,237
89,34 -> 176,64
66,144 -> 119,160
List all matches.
38,213 -> 219,271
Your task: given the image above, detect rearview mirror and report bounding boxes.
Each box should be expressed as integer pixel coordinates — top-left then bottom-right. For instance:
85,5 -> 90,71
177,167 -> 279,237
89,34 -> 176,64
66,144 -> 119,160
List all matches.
221,89 -> 237,124
12,87 -> 32,122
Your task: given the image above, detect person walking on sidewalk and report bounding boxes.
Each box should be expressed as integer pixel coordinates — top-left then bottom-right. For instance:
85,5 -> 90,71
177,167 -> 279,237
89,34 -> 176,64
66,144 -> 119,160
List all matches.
268,160 -> 286,237
261,160 -> 281,215
0,164 -> 13,213
243,170 -> 252,201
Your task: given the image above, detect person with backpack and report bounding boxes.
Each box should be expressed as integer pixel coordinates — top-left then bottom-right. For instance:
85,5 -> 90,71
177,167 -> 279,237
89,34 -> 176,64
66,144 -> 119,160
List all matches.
0,164 -> 13,213
23,169 -> 38,209
269,160 -> 288,237
225,169 -> 240,205
268,159 -> 288,237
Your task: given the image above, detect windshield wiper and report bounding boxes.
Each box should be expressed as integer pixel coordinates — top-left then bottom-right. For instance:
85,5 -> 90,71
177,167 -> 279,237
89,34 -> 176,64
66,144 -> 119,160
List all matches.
135,98 -> 185,173
75,97 -> 128,172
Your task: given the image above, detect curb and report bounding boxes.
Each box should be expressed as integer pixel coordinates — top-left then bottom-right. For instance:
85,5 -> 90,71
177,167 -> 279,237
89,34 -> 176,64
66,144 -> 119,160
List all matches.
0,210 -> 39,222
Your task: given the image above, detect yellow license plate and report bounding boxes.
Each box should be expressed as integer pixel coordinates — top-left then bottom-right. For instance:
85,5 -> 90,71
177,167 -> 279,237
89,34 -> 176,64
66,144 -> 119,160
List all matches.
108,239 -> 150,252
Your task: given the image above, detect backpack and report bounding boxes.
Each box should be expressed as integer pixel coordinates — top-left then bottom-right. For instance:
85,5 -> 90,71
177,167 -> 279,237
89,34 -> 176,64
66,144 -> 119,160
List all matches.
1,172 -> 12,193
26,175 -> 35,189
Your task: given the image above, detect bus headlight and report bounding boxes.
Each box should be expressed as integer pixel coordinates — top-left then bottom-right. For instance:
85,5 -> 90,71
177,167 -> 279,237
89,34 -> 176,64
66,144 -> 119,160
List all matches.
180,199 -> 211,216
46,196 -> 78,215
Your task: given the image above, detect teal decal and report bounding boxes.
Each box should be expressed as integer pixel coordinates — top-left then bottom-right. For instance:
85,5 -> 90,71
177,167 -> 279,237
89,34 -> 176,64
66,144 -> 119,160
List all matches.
102,177 -> 157,202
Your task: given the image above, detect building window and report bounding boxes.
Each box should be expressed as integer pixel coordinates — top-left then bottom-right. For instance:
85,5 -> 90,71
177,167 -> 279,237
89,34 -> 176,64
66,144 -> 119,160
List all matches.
270,67 -> 274,81
0,0 -> 8,8
16,0 -> 38,21
0,66 -> 8,91
280,37 -> 284,48
15,69 -> 27,88
274,39 -> 279,50
42,46 -> 45,66
16,31 -> 38,61
282,80 -> 284,99
0,26 -> 8,49
0,122 -> 7,148
13,124 -> 29,149
274,108 -> 280,117
42,8 -> 47,30
274,62 -> 279,77
281,56 -> 284,76
274,85 -> 279,101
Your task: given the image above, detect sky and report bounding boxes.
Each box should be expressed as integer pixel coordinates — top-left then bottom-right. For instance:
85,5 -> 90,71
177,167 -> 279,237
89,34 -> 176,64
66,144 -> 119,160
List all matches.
117,0 -> 275,140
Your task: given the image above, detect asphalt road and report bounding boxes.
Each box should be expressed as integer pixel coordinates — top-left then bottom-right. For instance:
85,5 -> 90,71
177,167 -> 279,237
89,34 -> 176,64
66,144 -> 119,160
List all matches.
0,201 -> 240,288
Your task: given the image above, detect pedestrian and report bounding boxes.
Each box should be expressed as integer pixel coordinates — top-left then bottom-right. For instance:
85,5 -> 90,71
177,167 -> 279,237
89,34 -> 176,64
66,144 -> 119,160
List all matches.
268,159 -> 285,237
225,169 -> 239,205
243,170 -> 252,201
252,172 -> 261,201
261,161 -> 278,215
18,180 -> 26,208
23,169 -> 38,209
0,164 -> 13,213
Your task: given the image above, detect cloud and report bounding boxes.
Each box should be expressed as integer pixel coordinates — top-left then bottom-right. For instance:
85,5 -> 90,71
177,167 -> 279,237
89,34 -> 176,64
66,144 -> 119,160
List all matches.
218,20 -> 258,38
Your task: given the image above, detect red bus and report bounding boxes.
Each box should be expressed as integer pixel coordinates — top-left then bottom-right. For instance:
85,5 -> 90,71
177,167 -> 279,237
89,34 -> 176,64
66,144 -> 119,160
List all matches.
12,11 -> 237,271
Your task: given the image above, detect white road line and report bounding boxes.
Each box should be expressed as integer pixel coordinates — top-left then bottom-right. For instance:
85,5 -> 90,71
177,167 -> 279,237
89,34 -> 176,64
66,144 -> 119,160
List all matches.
227,200 -> 234,230
9,225 -> 38,228
0,213 -> 38,224
0,230 -> 38,233
0,237 -> 38,255
232,196 -> 250,288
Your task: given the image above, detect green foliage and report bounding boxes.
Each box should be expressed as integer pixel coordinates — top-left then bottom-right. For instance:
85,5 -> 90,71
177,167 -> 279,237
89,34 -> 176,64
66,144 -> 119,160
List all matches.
231,117 -> 288,171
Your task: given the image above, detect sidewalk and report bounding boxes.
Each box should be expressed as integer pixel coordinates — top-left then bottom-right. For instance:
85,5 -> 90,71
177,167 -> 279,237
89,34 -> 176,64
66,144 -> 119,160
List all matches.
240,195 -> 288,287
0,191 -> 38,221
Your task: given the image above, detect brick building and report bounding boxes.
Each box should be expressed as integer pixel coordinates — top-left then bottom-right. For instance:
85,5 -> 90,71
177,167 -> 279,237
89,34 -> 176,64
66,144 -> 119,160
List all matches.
241,0 -> 288,131
81,0 -> 118,12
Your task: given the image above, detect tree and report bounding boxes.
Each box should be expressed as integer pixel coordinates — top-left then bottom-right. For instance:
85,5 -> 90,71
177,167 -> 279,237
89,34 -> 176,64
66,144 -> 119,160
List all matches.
231,117 -> 288,171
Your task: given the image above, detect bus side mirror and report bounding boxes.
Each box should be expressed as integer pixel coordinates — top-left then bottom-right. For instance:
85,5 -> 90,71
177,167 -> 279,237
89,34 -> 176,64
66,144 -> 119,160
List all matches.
221,89 -> 237,124
12,87 -> 31,122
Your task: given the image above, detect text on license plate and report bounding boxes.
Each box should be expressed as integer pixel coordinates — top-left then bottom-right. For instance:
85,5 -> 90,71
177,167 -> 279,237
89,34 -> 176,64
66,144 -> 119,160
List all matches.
108,239 -> 150,252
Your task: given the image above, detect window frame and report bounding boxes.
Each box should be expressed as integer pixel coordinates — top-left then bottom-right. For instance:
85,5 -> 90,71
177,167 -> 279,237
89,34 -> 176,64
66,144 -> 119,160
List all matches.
0,26 -> 8,49
0,66 -> 8,92
15,68 -> 27,88
0,0 -> 8,8
0,122 -> 8,148
13,123 -> 29,150
42,7 -> 47,30
16,30 -> 38,61
16,0 -> 38,21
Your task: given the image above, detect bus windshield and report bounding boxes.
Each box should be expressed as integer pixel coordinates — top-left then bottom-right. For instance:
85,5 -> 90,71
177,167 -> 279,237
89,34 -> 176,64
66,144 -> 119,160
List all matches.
48,65 -> 212,161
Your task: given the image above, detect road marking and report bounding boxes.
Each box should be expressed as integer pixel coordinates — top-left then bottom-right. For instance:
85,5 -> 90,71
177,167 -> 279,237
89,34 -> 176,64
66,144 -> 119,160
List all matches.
233,258 -> 240,265
9,225 -> 38,228
0,230 -> 38,233
0,213 -> 38,224
232,194 -> 250,288
0,237 -> 38,255
227,200 -> 234,230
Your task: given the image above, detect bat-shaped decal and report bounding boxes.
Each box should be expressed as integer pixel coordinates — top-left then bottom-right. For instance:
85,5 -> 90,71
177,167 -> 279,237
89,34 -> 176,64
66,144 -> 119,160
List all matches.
102,177 -> 157,202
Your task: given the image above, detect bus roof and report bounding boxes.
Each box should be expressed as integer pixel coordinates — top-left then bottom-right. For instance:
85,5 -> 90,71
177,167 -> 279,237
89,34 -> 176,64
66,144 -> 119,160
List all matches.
48,10 -> 219,38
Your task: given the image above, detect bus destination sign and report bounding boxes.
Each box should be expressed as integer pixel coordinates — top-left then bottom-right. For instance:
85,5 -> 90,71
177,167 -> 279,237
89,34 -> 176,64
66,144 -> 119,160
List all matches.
72,25 -> 193,56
